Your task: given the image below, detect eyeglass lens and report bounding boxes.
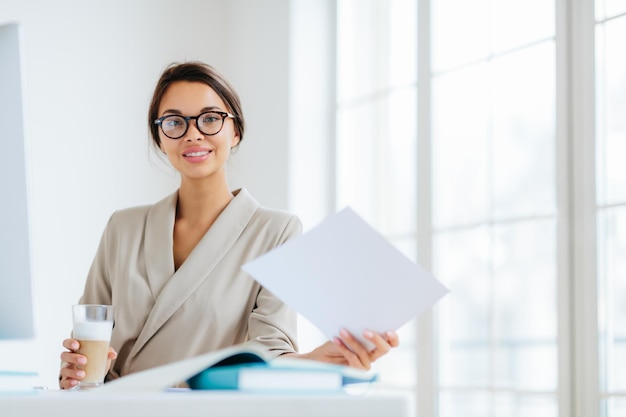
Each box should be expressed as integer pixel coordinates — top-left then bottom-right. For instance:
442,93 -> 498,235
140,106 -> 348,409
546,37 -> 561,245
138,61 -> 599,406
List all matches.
160,112 -> 226,139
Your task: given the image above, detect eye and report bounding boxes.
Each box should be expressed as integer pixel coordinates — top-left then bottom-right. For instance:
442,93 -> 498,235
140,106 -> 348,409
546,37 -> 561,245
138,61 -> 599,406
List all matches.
201,113 -> 220,124
163,116 -> 184,128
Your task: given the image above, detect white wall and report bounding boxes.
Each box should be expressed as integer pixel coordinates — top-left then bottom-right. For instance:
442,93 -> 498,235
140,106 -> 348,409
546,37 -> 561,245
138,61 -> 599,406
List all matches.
288,0 -> 336,228
288,0 -> 336,353
0,0 -> 292,388
223,0 -> 291,209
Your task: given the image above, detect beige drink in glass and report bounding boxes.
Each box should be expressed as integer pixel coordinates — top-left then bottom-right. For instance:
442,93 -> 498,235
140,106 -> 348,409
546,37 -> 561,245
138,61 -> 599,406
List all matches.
72,304 -> 114,389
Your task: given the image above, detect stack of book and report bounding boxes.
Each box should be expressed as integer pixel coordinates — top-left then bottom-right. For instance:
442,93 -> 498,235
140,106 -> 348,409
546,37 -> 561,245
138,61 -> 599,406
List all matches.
187,352 -> 377,391
96,345 -> 377,393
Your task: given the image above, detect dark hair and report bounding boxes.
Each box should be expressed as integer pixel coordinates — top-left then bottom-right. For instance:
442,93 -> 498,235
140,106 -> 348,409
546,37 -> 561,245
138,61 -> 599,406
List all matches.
148,61 -> 245,149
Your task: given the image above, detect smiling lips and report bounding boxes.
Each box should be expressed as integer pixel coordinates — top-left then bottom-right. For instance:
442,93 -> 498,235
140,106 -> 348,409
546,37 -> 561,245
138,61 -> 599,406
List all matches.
182,147 -> 212,162
185,150 -> 209,157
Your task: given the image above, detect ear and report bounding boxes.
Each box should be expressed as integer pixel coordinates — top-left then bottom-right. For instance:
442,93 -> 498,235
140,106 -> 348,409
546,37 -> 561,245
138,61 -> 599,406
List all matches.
230,131 -> 241,150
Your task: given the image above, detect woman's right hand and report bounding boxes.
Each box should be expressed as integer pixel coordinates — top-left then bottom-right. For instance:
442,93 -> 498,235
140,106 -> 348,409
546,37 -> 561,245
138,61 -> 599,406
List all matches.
59,338 -> 117,389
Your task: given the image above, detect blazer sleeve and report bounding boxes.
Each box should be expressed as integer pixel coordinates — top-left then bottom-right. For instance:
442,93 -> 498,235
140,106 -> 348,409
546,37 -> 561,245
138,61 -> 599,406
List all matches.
243,214 -> 302,358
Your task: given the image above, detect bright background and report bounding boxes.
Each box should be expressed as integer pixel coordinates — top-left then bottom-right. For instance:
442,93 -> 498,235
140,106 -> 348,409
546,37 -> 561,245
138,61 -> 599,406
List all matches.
1,2 -> 625,417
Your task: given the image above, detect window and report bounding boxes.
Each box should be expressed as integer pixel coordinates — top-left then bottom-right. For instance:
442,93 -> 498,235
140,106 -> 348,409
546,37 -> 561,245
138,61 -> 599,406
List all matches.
330,0 -> 626,416
336,0 -> 419,388
433,1 -> 558,415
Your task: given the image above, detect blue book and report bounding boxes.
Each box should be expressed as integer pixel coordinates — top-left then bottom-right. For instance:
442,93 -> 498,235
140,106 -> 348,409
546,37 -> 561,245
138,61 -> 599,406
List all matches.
187,354 -> 378,391
96,346 -> 377,393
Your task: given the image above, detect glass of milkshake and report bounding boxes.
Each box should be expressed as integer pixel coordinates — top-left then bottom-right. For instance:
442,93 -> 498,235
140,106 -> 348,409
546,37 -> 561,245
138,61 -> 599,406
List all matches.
71,304 -> 114,390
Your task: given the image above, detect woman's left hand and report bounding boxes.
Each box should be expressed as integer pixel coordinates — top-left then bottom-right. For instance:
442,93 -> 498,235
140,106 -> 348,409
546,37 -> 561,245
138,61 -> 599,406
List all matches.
299,329 -> 399,370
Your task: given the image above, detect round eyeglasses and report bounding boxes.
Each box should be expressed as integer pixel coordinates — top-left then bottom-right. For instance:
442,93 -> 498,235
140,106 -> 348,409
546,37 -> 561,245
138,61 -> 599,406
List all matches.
154,111 -> 235,139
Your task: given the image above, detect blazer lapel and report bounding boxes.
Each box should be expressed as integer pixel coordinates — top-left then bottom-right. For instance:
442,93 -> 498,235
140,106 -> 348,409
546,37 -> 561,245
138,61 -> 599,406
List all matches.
143,191 -> 177,300
127,189 -> 259,364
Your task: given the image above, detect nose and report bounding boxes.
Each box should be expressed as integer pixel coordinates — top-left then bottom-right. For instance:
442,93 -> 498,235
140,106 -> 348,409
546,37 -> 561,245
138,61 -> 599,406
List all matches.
184,117 -> 203,141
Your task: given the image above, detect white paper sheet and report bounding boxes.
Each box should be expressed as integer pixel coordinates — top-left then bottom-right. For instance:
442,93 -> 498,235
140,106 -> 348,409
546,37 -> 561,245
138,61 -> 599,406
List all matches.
242,207 -> 449,350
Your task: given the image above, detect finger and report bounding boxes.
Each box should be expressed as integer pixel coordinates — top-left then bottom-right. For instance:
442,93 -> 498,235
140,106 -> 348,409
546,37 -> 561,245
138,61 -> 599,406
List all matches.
332,337 -> 365,369
105,347 -> 118,374
60,366 -> 86,381
62,339 -> 80,351
60,352 -> 88,366
385,331 -> 400,348
339,329 -> 372,370
107,347 -> 118,360
363,330 -> 391,360
60,365 -> 86,389
60,377 -> 80,390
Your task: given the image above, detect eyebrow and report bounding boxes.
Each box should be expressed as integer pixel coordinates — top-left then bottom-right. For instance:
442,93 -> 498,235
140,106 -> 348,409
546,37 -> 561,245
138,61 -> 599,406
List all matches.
161,106 -> 223,116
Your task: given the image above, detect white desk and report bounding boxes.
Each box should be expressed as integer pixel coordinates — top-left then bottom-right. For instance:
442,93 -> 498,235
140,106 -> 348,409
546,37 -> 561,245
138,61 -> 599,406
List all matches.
1,389 -> 413,417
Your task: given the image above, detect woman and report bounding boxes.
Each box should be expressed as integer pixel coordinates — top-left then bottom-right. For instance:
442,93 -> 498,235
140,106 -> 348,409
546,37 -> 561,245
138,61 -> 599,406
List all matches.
59,62 -> 399,389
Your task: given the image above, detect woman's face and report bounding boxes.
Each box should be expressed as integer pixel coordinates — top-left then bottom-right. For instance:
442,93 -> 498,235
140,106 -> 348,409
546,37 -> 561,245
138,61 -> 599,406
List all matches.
157,81 -> 239,182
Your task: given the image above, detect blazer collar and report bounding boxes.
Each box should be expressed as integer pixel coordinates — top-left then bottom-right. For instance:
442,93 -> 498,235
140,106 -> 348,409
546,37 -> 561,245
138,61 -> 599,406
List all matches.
127,188 -> 259,364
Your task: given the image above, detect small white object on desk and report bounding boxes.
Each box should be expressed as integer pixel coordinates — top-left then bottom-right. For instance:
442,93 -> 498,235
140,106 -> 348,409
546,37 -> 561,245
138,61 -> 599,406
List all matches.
0,370 -> 38,394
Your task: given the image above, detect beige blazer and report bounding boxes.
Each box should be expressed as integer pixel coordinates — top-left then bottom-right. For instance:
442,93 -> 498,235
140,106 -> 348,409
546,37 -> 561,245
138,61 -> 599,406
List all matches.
78,188 -> 301,381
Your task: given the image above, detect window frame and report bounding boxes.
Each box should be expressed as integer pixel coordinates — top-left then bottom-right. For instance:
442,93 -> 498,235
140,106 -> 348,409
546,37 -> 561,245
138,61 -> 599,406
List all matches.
568,0 -> 600,416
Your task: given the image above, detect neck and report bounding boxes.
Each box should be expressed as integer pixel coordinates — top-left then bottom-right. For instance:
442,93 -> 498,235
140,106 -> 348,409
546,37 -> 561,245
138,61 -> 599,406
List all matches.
176,177 -> 234,224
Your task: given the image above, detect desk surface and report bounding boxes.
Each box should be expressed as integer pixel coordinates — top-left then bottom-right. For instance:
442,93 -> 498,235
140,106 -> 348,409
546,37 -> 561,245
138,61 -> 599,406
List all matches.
1,389 -> 414,417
